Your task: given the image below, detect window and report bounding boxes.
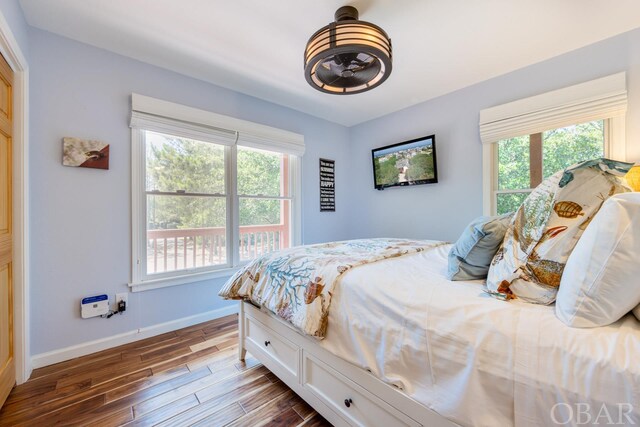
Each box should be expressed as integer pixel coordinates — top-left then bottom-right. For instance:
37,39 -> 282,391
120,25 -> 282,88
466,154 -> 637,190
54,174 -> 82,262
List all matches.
130,94 -> 303,291
146,131 -> 228,272
481,73 -> 627,215
495,120 -> 606,214
237,146 -> 292,262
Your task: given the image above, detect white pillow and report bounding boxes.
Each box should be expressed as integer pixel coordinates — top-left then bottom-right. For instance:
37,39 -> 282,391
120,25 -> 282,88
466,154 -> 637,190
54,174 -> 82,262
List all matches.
556,192 -> 640,327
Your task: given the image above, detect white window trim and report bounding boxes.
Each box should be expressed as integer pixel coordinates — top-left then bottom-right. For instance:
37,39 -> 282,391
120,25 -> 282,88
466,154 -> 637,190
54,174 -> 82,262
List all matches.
129,94 -> 304,292
481,73 -> 627,215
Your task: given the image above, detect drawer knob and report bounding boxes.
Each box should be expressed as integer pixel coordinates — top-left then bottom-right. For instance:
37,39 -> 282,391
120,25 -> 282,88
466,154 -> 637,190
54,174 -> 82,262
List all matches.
344,398 -> 353,408
264,340 -> 271,347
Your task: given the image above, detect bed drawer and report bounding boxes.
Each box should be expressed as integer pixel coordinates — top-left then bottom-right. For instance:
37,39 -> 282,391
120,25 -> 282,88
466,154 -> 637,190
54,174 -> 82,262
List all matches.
303,354 -> 421,427
245,315 -> 299,377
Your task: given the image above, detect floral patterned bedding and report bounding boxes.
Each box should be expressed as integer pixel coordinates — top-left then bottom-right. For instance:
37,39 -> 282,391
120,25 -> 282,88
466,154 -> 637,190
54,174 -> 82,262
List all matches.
486,158 -> 632,304
219,238 -> 445,338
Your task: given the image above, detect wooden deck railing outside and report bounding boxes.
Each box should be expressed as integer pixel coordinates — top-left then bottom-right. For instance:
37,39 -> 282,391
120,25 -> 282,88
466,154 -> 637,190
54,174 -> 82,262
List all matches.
146,224 -> 288,273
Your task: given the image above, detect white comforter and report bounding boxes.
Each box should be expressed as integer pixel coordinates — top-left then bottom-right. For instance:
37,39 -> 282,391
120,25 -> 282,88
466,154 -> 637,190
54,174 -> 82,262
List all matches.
320,242 -> 640,426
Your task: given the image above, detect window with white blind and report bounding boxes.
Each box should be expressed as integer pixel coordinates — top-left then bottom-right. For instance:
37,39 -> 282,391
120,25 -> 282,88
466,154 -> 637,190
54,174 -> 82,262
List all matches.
481,73 -> 627,215
130,95 -> 303,291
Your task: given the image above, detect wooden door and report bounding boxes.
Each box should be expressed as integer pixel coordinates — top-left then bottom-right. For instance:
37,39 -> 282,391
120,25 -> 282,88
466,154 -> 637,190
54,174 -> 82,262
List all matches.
0,51 -> 13,408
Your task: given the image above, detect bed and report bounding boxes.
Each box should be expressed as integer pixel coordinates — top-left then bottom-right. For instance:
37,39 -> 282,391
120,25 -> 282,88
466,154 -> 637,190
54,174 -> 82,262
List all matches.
229,242 -> 640,426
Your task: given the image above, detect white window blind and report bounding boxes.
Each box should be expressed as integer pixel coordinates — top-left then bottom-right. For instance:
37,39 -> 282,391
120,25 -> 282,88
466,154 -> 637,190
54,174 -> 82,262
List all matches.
130,93 -> 305,155
237,132 -> 305,156
479,72 -> 627,144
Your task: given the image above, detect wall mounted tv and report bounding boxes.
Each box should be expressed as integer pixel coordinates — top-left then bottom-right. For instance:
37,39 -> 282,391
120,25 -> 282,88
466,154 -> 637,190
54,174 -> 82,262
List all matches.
372,134 -> 438,190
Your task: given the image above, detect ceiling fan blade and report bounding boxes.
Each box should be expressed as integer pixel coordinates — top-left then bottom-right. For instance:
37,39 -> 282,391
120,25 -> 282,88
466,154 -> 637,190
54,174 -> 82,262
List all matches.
314,53 -> 382,88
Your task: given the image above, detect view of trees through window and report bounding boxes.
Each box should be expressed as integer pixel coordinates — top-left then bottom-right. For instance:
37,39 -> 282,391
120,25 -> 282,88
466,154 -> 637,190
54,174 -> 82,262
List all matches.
146,132 -> 226,230
496,120 -> 605,214
145,131 -> 289,274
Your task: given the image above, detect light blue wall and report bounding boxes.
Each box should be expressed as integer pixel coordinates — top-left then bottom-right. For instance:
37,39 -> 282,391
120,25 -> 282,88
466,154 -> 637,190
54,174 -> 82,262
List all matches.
347,28 -> 640,242
28,28 -> 352,354
0,0 -> 28,59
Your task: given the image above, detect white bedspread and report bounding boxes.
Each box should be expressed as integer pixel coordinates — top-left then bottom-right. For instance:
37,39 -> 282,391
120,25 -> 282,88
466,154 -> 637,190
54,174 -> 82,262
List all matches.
320,242 -> 640,426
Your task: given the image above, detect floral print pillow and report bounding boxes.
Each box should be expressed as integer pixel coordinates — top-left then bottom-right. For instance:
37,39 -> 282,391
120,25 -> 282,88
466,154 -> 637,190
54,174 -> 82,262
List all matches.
486,158 -> 633,304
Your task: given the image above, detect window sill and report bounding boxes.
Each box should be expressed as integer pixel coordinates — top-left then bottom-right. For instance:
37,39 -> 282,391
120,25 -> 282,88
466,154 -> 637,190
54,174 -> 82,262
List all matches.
129,267 -> 241,292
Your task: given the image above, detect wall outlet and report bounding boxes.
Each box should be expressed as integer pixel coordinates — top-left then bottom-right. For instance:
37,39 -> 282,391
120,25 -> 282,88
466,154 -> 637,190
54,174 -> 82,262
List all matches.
115,292 -> 128,312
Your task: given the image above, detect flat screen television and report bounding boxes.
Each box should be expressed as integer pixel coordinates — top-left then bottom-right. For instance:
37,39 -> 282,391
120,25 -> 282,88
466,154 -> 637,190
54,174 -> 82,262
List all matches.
372,134 -> 438,190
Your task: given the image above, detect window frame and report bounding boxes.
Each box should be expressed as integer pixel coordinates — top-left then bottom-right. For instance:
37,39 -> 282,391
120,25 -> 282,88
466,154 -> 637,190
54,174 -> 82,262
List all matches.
481,73 -> 627,216
491,120 -> 615,214
484,117 -> 625,216
129,95 -> 303,292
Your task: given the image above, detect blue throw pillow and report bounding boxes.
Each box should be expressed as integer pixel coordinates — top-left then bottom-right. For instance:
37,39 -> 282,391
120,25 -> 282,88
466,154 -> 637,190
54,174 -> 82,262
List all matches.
447,213 -> 513,281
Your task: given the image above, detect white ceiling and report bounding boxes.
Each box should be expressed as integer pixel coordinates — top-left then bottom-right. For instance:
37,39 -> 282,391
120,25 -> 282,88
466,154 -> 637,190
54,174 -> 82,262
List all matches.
19,0 -> 640,127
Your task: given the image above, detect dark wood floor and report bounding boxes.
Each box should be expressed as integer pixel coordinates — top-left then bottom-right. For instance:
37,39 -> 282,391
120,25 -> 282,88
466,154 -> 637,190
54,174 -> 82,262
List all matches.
0,314 -> 332,426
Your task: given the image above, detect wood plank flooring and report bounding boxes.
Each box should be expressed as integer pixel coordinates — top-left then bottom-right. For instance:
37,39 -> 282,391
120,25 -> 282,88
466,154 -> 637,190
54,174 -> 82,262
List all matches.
0,314 -> 332,427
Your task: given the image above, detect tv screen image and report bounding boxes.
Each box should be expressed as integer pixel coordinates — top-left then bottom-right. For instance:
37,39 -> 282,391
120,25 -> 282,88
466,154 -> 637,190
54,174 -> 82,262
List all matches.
372,134 -> 437,190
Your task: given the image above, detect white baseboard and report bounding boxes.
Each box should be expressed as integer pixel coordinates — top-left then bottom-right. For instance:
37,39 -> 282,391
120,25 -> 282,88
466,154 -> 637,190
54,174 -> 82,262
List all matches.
31,304 -> 239,370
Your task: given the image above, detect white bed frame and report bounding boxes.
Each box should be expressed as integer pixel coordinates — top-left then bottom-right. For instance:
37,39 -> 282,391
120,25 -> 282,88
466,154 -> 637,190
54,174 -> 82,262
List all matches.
237,301 -> 456,427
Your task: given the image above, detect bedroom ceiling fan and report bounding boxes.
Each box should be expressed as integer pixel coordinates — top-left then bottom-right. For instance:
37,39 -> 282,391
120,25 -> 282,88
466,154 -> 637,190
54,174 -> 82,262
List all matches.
304,6 -> 393,95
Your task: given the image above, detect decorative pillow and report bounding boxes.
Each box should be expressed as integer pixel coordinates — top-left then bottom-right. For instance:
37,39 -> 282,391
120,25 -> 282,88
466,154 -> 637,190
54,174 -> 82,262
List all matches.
447,213 -> 513,280
486,158 -> 633,304
556,193 -> 640,327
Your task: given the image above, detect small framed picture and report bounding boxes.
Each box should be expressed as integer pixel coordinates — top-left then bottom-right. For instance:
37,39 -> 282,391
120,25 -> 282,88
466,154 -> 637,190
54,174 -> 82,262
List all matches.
63,137 -> 109,170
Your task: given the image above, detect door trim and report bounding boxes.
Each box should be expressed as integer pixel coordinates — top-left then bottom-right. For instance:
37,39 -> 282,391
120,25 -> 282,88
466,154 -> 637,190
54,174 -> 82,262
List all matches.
0,12 -> 29,384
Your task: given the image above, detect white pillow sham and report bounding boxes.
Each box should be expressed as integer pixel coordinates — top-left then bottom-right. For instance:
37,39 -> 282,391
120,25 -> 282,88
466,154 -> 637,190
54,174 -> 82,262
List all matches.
556,192 -> 640,327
